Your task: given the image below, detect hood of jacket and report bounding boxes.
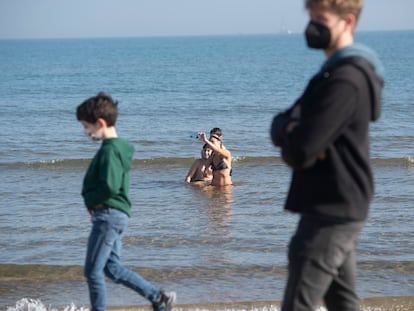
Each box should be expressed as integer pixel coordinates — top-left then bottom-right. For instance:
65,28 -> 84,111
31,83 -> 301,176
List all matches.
102,138 -> 134,170
322,43 -> 384,121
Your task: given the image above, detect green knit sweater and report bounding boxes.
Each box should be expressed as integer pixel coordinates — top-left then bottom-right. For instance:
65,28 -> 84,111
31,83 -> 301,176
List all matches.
82,138 -> 134,217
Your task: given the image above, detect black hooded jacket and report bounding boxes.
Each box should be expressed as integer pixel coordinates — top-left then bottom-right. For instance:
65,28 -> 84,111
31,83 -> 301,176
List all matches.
271,46 -> 384,221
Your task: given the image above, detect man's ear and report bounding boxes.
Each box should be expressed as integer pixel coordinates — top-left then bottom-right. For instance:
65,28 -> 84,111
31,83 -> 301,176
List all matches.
344,13 -> 357,31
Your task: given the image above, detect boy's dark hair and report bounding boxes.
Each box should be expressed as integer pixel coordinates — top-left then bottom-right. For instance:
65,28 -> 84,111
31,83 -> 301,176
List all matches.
76,92 -> 118,126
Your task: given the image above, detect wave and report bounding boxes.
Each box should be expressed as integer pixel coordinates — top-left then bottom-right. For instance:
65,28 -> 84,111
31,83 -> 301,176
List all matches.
1,156 -> 413,170
0,264 -> 285,283
5,296 -> 414,311
2,261 -> 413,283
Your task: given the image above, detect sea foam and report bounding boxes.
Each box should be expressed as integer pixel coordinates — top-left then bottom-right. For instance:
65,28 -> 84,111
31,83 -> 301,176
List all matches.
7,298 -> 89,311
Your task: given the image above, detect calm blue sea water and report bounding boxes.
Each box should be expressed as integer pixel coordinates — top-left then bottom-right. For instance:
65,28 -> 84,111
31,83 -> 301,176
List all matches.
0,31 -> 413,309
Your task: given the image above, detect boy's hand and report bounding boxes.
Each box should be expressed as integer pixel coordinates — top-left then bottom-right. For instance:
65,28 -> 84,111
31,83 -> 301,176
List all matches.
88,204 -> 104,215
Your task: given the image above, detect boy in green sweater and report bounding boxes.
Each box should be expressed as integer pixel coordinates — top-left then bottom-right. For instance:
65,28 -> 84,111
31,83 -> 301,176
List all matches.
76,92 -> 176,311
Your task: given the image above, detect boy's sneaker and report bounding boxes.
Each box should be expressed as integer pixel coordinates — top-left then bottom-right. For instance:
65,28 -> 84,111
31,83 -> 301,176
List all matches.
152,291 -> 176,311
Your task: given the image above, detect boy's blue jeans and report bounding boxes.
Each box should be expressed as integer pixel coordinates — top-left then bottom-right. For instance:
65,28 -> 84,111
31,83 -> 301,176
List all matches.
84,207 -> 160,311
281,215 -> 364,311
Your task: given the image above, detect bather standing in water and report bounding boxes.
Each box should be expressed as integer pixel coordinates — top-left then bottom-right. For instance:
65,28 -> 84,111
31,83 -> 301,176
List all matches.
185,143 -> 213,185
199,131 -> 232,187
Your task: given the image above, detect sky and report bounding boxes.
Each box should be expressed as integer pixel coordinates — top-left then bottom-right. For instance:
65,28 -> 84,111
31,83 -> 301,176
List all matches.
0,0 -> 413,39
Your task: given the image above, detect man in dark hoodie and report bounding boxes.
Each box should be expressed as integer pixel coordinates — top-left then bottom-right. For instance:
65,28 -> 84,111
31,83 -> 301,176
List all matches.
77,93 -> 176,311
270,1 -> 384,310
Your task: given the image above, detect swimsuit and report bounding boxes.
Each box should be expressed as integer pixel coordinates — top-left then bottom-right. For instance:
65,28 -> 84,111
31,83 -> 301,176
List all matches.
211,158 -> 228,171
211,155 -> 232,177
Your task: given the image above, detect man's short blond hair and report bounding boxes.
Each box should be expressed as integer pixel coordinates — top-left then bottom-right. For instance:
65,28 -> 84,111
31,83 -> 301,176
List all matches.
305,0 -> 363,20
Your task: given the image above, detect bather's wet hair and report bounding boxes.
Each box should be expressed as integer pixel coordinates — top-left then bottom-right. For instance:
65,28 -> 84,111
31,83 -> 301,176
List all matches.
209,127 -> 223,138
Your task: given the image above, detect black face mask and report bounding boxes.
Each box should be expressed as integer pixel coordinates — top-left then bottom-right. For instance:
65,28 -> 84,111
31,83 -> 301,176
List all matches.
305,21 -> 331,49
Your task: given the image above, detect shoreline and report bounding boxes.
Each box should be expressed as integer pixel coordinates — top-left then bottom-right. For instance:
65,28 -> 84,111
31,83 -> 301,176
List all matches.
6,296 -> 414,311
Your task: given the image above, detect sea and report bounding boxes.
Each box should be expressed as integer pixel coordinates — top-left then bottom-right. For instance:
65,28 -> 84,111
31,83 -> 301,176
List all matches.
0,30 -> 413,311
